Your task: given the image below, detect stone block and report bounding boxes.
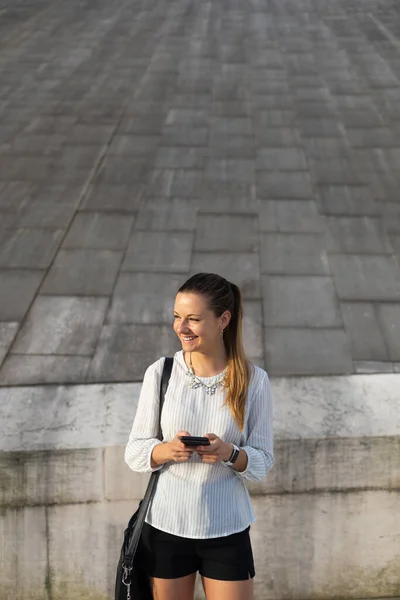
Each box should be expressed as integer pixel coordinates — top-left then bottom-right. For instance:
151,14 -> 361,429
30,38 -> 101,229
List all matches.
256,148 -> 307,171
63,213 -> 134,250
260,233 -> 329,275
94,155 -> 148,184
0,355 -> 91,386
88,324 -> 178,381
257,171 -> 313,199
208,135 -> 255,158
12,296 -> 108,355
108,272 -> 184,324
165,109 -> 208,127
0,182 -> 35,211
329,255 -> 400,300
326,216 -> 391,254
345,127 -> 397,148
135,197 -> 197,230
263,275 -> 342,328
205,159 -> 255,183
209,117 -> 253,136
254,110 -> 296,128
354,361 -> 395,374
249,436 -> 400,494
259,200 -> 322,232
300,118 -> 342,137
377,304 -> 400,360
0,506 -> 47,600
197,193 -> 259,215
104,446 -> 150,501
56,144 -> 103,169
304,137 -> 351,160
108,135 -> 160,155
191,252 -> 261,298
341,302 -> 389,361
0,228 -> 63,269
317,185 -> 378,215
195,215 -> 258,252
121,231 -> 193,272
9,201 -> 76,229
42,249 -> 122,295
0,322 -> 18,366
146,169 -> 204,197
265,328 -> 352,375
0,269 -> 43,321
154,147 -> 206,169
0,156 -> 53,181
251,491 -> 400,599
0,448 -> 103,506
242,300 -> 264,359
161,126 -> 208,147
255,127 -> 301,147
68,124 -> 114,143
339,108 -> 384,128
80,183 -> 143,213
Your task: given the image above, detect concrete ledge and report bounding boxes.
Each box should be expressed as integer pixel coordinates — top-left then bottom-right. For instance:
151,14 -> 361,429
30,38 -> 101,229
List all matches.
0,374 -> 399,453
2,438 -> 400,507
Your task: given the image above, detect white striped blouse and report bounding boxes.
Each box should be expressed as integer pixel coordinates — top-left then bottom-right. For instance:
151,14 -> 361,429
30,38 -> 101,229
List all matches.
125,350 -> 274,539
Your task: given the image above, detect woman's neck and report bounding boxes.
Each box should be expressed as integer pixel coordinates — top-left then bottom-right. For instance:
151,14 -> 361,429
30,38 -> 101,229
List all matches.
186,349 -> 227,377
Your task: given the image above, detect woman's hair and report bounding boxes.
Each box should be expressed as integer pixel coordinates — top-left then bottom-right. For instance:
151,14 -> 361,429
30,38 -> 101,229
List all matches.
178,273 -> 250,430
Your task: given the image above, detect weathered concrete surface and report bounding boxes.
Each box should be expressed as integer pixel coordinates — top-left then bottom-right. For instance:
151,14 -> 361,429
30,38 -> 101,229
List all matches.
0,376 -> 399,599
1,0 -> 400,383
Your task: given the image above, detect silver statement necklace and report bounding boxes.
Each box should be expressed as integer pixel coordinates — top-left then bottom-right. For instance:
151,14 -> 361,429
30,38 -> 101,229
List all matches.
186,353 -> 227,395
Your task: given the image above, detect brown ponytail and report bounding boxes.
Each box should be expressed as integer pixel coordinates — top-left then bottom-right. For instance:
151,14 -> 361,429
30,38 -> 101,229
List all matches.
178,273 -> 250,430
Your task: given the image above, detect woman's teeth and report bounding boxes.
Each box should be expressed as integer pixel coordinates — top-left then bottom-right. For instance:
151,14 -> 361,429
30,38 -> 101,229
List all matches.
183,336 -> 197,341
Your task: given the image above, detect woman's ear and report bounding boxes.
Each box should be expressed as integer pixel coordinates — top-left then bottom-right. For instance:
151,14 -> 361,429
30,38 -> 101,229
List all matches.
221,310 -> 231,330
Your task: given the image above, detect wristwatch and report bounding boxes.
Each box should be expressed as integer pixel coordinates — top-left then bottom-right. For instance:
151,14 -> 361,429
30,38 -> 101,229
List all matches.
223,444 -> 240,466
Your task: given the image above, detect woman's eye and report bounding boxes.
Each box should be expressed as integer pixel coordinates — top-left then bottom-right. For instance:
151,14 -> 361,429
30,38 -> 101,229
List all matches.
190,318 -> 199,322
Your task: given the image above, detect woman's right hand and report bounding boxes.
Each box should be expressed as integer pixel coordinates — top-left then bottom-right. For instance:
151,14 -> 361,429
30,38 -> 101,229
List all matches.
167,430 -> 194,463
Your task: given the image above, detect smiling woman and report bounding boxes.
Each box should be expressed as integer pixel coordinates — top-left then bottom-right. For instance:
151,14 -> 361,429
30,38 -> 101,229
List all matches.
125,273 -> 274,600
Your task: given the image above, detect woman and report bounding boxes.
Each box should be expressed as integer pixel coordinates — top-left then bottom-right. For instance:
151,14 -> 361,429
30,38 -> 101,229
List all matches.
125,272 -> 274,600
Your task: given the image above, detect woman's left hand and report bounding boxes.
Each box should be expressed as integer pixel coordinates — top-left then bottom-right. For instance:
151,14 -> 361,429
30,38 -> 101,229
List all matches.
197,434 -> 233,464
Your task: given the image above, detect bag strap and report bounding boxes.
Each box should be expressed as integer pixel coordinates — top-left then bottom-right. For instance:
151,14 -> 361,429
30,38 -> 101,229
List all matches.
123,356 -> 173,567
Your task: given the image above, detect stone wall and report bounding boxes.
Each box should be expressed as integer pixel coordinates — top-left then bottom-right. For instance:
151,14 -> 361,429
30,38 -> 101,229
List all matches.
1,374 -> 400,599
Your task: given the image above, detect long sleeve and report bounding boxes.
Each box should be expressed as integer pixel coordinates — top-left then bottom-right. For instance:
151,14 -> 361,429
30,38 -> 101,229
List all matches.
125,357 -> 165,473
238,370 -> 274,482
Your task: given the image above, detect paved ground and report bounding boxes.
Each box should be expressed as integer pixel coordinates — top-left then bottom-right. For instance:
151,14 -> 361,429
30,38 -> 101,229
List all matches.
1,0 -> 400,385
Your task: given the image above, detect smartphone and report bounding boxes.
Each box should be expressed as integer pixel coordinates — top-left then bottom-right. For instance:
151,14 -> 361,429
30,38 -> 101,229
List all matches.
180,436 -> 211,447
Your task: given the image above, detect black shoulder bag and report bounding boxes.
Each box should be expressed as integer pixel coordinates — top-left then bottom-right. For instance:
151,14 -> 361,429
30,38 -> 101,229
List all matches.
115,357 -> 173,600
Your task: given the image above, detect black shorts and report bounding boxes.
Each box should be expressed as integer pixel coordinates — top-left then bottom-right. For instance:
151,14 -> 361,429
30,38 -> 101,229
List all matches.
137,523 -> 255,581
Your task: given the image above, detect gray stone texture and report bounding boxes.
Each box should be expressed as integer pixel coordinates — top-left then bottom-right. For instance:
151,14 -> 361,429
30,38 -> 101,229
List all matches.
1,0 -> 400,383
12,297 -> 108,355
121,231 -> 193,272
260,234 -> 329,275
0,270 -> 43,322
63,213 -> 134,250
42,249 -> 122,296
263,276 -> 343,328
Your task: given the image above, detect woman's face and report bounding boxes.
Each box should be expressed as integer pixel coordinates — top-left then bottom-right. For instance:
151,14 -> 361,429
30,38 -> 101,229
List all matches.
173,292 -> 230,354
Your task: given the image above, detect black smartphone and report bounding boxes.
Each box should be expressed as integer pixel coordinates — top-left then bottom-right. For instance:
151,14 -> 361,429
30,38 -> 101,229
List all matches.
180,436 -> 211,447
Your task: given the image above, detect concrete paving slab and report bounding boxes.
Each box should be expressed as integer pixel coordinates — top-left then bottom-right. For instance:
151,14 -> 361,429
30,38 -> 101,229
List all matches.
41,249 -> 122,296
195,214 -> 258,252
107,272 -> 184,324
0,322 -> 19,367
0,269 -> 43,322
330,255 -> 400,301
0,355 -> 91,386
135,197 -> 197,231
259,200 -> 322,232
80,182 -> 143,213
62,212 -> 133,250
340,302 -> 389,362
265,328 -> 353,375
326,216 -> 392,254
263,276 -> 343,329
121,230 -> 193,273
0,228 -> 63,269
12,296 -> 108,355
376,304 -> 400,361
260,233 -> 329,275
